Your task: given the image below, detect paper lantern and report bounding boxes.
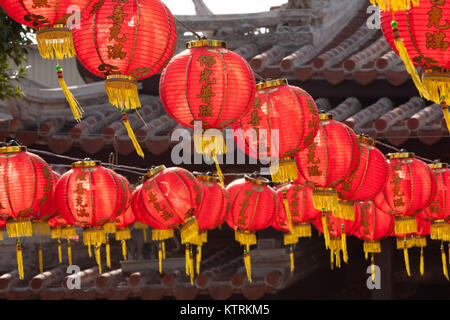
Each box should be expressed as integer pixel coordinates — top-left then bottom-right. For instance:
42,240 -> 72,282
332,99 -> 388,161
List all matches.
380,3 -> 450,132
54,159 -> 127,273
370,0 -> 419,11
159,40 -> 256,184
48,212 -> 76,266
226,175 -> 278,282
379,152 -> 436,236
139,165 -> 202,281
0,220 -> 5,241
73,0 -> 178,156
115,205 -> 135,261
335,135 -> 388,220
233,79 -> 319,183
295,114 -> 361,214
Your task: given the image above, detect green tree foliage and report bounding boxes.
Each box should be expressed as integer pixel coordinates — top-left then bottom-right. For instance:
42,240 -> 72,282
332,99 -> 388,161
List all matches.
0,9 -> 34,100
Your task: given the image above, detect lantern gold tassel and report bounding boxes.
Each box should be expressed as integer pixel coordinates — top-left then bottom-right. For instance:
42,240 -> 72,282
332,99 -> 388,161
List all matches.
106,236 -> 111,269
88,245 -> 92,258
403,238 -> 411,277
105,75 -> 141,110
162,241 -> 166,259
7,219 -> 33,238
244,244 -> 252,283
420,246 -> 424,276
51,228 -> 62,239
185,244 -> 190,276
269,158 -> 298,184
430,221 -> 449,241
67,240 -> 72,266
152,229 -> 174,242
16,240 -> 24,280
0,230 -> 3,241
189,246 -> 194,285
36,25 -> 75,60
103,222 -> 116,234
158,242 -> 163,274
441,244 -> 449,280
391,21 -> 430,100
336,249 -> 341,268
115,228 -> 131,241
38,243 -> 43,274
394,216 -> 417,235
290,245 -> 295,272
61,226 -> 77,239
180,218 -> 200,245
421,70 -> 450,104
313,188 -> 338,212
364,241 -> 381,259
234,230 -> 256,283
32,221 -> 51,236
283,233 -> 298,273
282,190 -> 294,233
440,99 -> 450,135
211,152 -> 225,188
56,65 -> 84,122
94,245 -> 102,275
293,223 -> 311,238
369,0 -> 419,11
371,254 -> 376,284
336,200 -> 355,221
58,239 -> 62,264
341,228 -> 348,264
196,246 -> 202,275
121,240 -> 127,261
142,229 -> 148,243
330,250 -> 334,270
321,211 -> 330,250
121,110 -> 144,158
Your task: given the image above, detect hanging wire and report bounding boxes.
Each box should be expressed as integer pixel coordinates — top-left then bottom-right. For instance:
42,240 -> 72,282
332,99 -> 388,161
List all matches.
174,17 -> 206,40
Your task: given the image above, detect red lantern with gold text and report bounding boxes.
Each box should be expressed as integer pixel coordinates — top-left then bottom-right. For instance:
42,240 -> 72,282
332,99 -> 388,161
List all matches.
159,40 -> 256,185
0,145 -> 53,280
380,3 -> 450,132
131,184 -> 150,243
378,152 -> 436,236
138,165 -> 202,282
295,113 -> 361,215
226,176 -> 278,282
233,79 -> 319,183
335,135 -> 388,221
54,159 -> 127,274
194,172 -> 229,274
72,0 -> 178,156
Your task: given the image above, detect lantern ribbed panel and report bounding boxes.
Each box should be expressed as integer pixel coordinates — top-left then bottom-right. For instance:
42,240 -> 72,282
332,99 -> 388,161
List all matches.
36,170 -> 61,221
114,175 -> 135,229
353,200 -> 394,241
196,178 -> 229,230
312,210 -> 359,238
115,205 -> 136,230
113,173 -> 132,218
72,0 -> 177,80
138,167 -> 201,230
296,119 -> 361,188
226,178 -> 277,232
159,46 -> 256,129
273,183 -> 320,233
48,212 -> 68,229
233,83 -> 319,160
422,168 -> 450,221
336,142 -> 387,201
0,150 -> 53,221
54,165 -> 126,228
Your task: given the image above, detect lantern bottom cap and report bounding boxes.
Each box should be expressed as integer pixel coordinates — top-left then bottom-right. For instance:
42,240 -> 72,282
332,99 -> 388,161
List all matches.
394,216 -> 417,235
105,77 -> 141,110
270,158 -> 298,184
36,27 -> 75,60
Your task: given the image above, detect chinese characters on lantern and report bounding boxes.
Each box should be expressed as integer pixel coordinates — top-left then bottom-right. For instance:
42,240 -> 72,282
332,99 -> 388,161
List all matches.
426,0 -> 450,50
75,172 -> 89,218
391,164 -> 406,208
306,142 -> 322,177
197,55 -> 216,117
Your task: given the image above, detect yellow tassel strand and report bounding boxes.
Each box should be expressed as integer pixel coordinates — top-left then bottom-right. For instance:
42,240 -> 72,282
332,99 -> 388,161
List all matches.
61,226 -> 77,239
7,220 -> 33,238
32,221 -> 51,236
158,242 -> 163,274
403,238 -> 411,277
430,221 -> 449,241
36,26 -> 75,60
335,200 -> 355,221
336,249 -> 341,268
282,189 -> 294,233
369,0 -> 419,11
420,246 -> 424,276
152,229 -> 174,242
142,229 -> 148,243
58,239 -> 62,264
94,245 -> 102,275
185,244 -> 190,276
115,228 -> 131,241
391,21 -> 430,100
341,228 -> 348,264
67,240 -> 72,266
16,240 -> 24,280
440,99 -> 450,135
313,188 -> 339,212
56,66 -> 84,123
105,75 -> 141,110
211,152 -> 225,188
321,211 -> 330,250
121,240 -> 127,261
189,246 -> 194,285
51,228 -> 62,239
196,245 -> 202,275
38,243 -> 43,274
0,230 -> 3,241
293,223 -> 311,238
195,130 -> 226,187
394,216 -> 417,235
330,250 -> 334,270
162,241 -> 166,259
269,158 -> 298,184
441,244 -> 449,280
244,244 -> 252,283
371,254 -> 376,284
106,236 -> 111,269
421,71 -> 450,103
364,241 -> 381,258
121,110 -> 144,158
88,245 -> 92,258
414,236 -> 427,248
234,230 -> 256,283
180,218 -> 200,245
290,245 -> 295,272
283,233 -> 299,246
103,222 -> 116,234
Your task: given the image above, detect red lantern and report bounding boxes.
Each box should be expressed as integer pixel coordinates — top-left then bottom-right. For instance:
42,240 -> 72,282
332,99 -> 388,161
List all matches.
48,212 -> 77,265
159,40 -> 256,184
312,210 -> 361,268
380,3 -> 450,131
226,176 -> 278,282
233,79 -> 319,183
378,152 -> 436,236
419,163 -> 450,241
295,113 -> 361,215
0,220 -> 5,241
139,165 -> 202,281
54,159 -> 127,273
335,135 -> 388,221
130,184 -> 150,243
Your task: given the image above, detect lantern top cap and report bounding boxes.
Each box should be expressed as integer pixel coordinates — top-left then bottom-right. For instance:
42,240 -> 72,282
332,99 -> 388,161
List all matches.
429,163 -> 448,169
194,172 -> 220,183
256,79 -> 288,91
0,146 -> 27,154
357,135 -> 376,146
186,40 -> 227,49
244,175 -> 270,186
37,24 -> 69,32
72,160 -> 101,168
319,113 -> 333,120
106,74 -> 137,81
387,152 -> 415,159
144,165 -> 166,181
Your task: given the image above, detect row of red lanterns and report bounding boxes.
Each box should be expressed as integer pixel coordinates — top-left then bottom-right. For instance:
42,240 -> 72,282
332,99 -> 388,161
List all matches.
0,143 -> 448,282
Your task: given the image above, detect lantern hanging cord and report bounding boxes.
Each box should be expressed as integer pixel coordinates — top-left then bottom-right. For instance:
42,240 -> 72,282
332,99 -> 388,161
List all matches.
372,139 -> 435,164
174,18 -> 206,40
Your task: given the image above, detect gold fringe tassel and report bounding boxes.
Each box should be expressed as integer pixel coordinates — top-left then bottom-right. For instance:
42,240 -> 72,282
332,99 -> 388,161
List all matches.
335,200 -> 355,221
420,246 -> 424,276
105,77 -> 140,110
0,229 -> 3,241
83,229 -> 106,247
36,27 -> 75,60
370,0 -> 419,11
414,236 -> 427,248
38,243 -> 43,274
430,221 -> 450,241
162,241 -> 166,259
103,222 -> 116,234
330,250 -> 334,270
290,245 -> 295,272
341,230 -> 348,264
58,239 -> 62,264
7,220 -> 33,238
142,229 -> 148,243
403,238 -> 411,277
234,231 -> 256,283
67,240 -> 72,265
440,100 -> 450,135
189,246 -> 194,285
121,111 -> 144,158
88,245 -> 92,258
391,21 -> 430,100
212,152 -> 225,188
115,228 -> 131,241
196,245 -> 202,275
106,237 -> 111,269
244,244 -> 252,283
321,212 -> 330,250
313,188 -> 338,212
185,244 -> 190,276
269,158 -> 298,184
283,233 -> 299,246
51,228 -> 62,239
282,190 -> 294,233
152,228 -> 174,241
396,236 -> 415,250
421,72 -> 450,104
441,243 -> 449,280
158,242 -> 163,274
293,223 -> 311,238
56,66 -> 84,122
194,131 -> 226,187
371,254 -> 376,284
32,221 -> 50,236
394,216 -> 417,235
364,241 -> 381,259
61,226 -> 77,239
16,240 -> 24,280
94,245 -> 102,275
121,240 -> 127,261
180,218 -> 200,245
